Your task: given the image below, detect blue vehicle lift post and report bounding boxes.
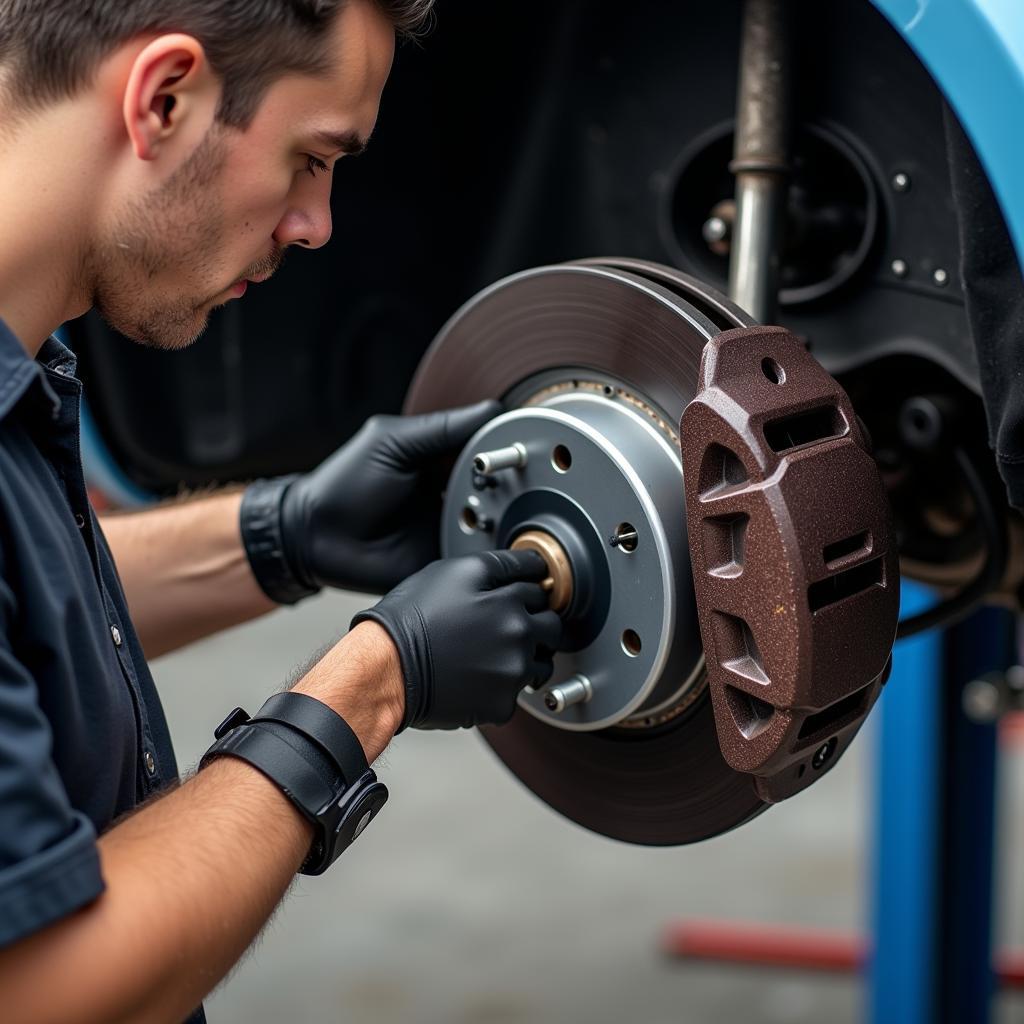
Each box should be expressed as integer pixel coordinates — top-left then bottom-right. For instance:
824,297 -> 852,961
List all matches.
869,585 -> 1016,1023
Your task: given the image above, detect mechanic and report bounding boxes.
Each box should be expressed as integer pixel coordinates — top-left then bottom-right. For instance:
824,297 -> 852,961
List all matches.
0,2 -> 563,1021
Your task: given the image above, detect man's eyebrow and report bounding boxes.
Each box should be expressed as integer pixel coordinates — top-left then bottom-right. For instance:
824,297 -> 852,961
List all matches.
312,129 -> 367,156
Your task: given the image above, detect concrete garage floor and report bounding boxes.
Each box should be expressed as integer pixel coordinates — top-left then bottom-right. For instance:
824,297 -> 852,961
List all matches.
151,590 -> 1024,1024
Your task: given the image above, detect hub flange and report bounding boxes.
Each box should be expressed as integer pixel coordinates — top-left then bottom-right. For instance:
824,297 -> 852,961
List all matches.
443,389 -> 698,731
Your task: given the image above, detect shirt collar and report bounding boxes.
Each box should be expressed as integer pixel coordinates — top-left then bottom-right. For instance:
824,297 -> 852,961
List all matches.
38,334 -> 79,378
0,319 -> 65,423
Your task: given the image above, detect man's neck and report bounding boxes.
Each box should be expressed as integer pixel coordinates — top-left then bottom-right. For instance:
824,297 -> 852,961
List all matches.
0,100 -> 101,357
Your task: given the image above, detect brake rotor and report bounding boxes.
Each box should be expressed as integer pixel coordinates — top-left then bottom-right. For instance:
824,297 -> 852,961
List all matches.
406,260 -> 768,845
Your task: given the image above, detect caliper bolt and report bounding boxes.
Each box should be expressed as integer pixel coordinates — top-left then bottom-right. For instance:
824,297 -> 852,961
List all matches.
473,442 -> 527,474
543,675 -> 593,713
811,738 -> 837,770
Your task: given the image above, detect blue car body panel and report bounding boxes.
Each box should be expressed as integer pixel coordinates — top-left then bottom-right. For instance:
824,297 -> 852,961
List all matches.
871,0 -> 1024,264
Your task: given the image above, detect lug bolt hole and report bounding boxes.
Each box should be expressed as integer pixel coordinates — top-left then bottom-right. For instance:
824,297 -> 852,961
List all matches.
621,629 -> 642,657
552,445 -> 573,473
761,357 -> 785,385
459,505 -> 478,533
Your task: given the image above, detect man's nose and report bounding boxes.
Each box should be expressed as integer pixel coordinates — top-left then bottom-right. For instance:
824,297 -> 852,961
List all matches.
273,190 -> 333,250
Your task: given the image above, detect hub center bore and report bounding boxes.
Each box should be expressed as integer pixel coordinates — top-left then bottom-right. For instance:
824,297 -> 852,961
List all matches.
510,529 -> 575,613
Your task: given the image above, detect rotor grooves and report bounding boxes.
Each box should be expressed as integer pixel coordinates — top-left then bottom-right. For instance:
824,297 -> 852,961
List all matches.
406,267 -> 713,421
407,261 -> 766,845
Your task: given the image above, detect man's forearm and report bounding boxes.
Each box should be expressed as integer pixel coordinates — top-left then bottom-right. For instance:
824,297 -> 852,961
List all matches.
0,623 -> 404,1024
100,490 -> 277,658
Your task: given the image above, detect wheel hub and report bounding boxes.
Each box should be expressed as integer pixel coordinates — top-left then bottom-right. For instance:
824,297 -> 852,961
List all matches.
442,384 -> 701,731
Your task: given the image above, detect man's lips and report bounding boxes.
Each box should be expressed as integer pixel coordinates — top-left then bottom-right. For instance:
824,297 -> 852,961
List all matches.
222,264 -> 277,303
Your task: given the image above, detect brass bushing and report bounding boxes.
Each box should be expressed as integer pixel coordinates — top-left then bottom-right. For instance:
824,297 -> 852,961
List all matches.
511,529 -> 574,614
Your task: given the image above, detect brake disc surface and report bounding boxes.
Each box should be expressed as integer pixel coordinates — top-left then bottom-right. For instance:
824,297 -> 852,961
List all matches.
405,260 -> 768,845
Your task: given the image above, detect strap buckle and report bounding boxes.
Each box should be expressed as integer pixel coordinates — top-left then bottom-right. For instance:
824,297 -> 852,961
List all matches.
213,706 -> 251,740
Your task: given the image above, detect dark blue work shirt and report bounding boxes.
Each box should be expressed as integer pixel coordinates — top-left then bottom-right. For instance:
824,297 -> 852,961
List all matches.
0,321 -> 203,1021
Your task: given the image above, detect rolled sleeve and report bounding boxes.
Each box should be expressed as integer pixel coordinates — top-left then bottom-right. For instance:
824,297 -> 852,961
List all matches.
0,810 -> 103,948
0,576 -> 105,948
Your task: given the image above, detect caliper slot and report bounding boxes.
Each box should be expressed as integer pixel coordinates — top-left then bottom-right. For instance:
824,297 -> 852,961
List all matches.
726,686 -> 775,739
808,557 -> 883,612
823,530 -> 872,567
714,611 -> 769,684
699,442 -> 749,498
764,405 -> 847,454
797,685 -> 872,740
704,513 -> 750,578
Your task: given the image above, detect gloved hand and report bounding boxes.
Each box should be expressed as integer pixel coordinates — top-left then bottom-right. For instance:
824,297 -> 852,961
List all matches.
240,400 -> 500,604
352,549 -> 563,730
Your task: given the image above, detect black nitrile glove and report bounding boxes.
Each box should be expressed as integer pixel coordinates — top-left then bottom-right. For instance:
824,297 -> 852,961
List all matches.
240,400 -> 501,604
352,549 -> 563,730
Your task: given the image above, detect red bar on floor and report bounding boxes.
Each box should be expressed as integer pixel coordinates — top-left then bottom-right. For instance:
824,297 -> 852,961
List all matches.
662,920 -> 1024,989
1001,711 -> 1024,747
1000,951 -> 1024,988
662,920 -> 862,974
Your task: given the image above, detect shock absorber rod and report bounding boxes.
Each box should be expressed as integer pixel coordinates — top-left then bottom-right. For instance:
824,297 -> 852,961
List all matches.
728,0 -> 795,324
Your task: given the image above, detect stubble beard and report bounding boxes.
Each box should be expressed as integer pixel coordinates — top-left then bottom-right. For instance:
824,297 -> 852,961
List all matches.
88,128 -> 232,351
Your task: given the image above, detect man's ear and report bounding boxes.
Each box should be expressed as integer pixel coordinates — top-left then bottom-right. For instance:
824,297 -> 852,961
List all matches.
122,34 -> 220,161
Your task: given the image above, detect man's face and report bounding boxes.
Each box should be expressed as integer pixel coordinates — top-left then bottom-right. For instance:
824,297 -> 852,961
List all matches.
91,0 -> 395,349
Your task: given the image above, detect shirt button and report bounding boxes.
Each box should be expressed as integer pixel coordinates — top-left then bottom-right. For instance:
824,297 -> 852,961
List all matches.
110,625 -> 123,647
74,513 -> 86,529
144,751 -> 156,776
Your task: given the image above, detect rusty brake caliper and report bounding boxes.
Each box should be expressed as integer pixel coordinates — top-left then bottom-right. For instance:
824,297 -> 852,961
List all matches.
682,325 -> 899,802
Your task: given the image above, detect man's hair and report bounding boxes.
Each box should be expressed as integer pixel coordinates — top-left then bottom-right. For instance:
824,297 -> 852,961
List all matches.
0,0 -> 433,127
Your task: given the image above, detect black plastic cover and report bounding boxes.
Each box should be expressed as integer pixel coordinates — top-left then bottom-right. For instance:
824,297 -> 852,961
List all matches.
945,109 -> 1024,510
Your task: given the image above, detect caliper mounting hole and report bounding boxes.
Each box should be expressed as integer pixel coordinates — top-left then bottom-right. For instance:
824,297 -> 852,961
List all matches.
762,357 -> 785,385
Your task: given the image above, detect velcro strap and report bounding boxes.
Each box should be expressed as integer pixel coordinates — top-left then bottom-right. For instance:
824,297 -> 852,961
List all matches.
254,691 -> 369,786
205,722 -> 337,818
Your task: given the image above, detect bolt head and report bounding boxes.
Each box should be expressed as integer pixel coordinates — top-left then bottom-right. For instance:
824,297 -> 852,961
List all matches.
963,678 -> 1001,722
811,738 -> 837,770
932,267 -> 949,287
891,171 -> 911,193
702,216 -> 728,243
891,258 -> 908,279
